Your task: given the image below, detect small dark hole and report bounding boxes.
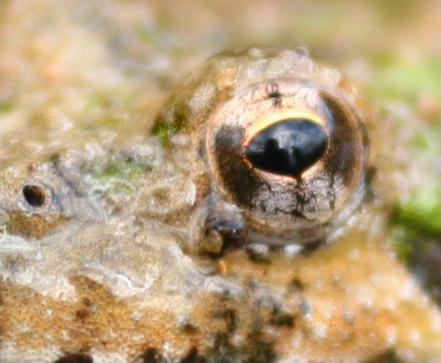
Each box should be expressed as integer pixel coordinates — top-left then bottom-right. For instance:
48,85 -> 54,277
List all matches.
23,185 -> 46,207
289,278 -> 304,291
54,353 -> 93,363
180,348 -> 206,363
142,347 -> 165,363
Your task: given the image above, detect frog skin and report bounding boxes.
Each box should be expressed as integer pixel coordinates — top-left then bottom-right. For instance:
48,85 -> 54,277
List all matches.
154,48 -> 368,250
0,48 -> 441,363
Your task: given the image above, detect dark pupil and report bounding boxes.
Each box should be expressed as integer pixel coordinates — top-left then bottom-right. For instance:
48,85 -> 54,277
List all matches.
245,118 -> 328,177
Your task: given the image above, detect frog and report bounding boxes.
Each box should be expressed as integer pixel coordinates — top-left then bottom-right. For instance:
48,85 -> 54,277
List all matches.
1,41 -> 441,363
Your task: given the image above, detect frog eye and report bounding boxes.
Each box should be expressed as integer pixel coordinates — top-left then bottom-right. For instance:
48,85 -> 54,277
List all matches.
206,79 -> 367,243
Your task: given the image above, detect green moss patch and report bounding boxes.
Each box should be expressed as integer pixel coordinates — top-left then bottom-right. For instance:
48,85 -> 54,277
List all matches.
152,107 -> 187,147
393,184 -> 441,238
90,154 -> 154,195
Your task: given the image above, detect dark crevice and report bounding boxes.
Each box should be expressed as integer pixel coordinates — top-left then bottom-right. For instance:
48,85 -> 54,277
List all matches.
23,185 -> 46,207
142,347 -> 166,363
180,348 -> 206,363
53,353 -> 93,363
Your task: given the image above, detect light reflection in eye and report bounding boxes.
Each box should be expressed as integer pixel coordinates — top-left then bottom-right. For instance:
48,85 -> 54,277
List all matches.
245,118 -> 328,177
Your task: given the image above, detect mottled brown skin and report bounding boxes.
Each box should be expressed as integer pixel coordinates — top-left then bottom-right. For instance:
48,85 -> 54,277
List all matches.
0,159 -> 100,239
155,48 -> 368,248
1,47 -> 441,363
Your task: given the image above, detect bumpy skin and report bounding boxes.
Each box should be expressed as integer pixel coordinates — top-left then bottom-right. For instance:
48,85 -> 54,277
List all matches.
1,48 -> 441,363
155,48 -> 368,246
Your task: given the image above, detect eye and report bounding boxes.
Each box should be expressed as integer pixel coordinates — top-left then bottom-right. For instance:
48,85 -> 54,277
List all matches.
205,79 -> 367,243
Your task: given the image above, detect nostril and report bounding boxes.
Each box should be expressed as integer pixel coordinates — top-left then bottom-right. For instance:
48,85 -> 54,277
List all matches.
23,185 -> 46,207
246,119 -> 328,177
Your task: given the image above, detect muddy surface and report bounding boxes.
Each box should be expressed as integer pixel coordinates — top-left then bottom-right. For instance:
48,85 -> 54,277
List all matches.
0,1 -> 440,362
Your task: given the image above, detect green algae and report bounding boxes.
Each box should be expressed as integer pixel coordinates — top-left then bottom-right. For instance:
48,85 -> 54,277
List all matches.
394,184 -> 441,238
153,107 -> 187,146
90,155 -> 154,195
392,119 -> 441,239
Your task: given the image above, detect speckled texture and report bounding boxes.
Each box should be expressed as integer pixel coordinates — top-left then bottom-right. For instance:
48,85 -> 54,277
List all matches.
0,1 -> 441,363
